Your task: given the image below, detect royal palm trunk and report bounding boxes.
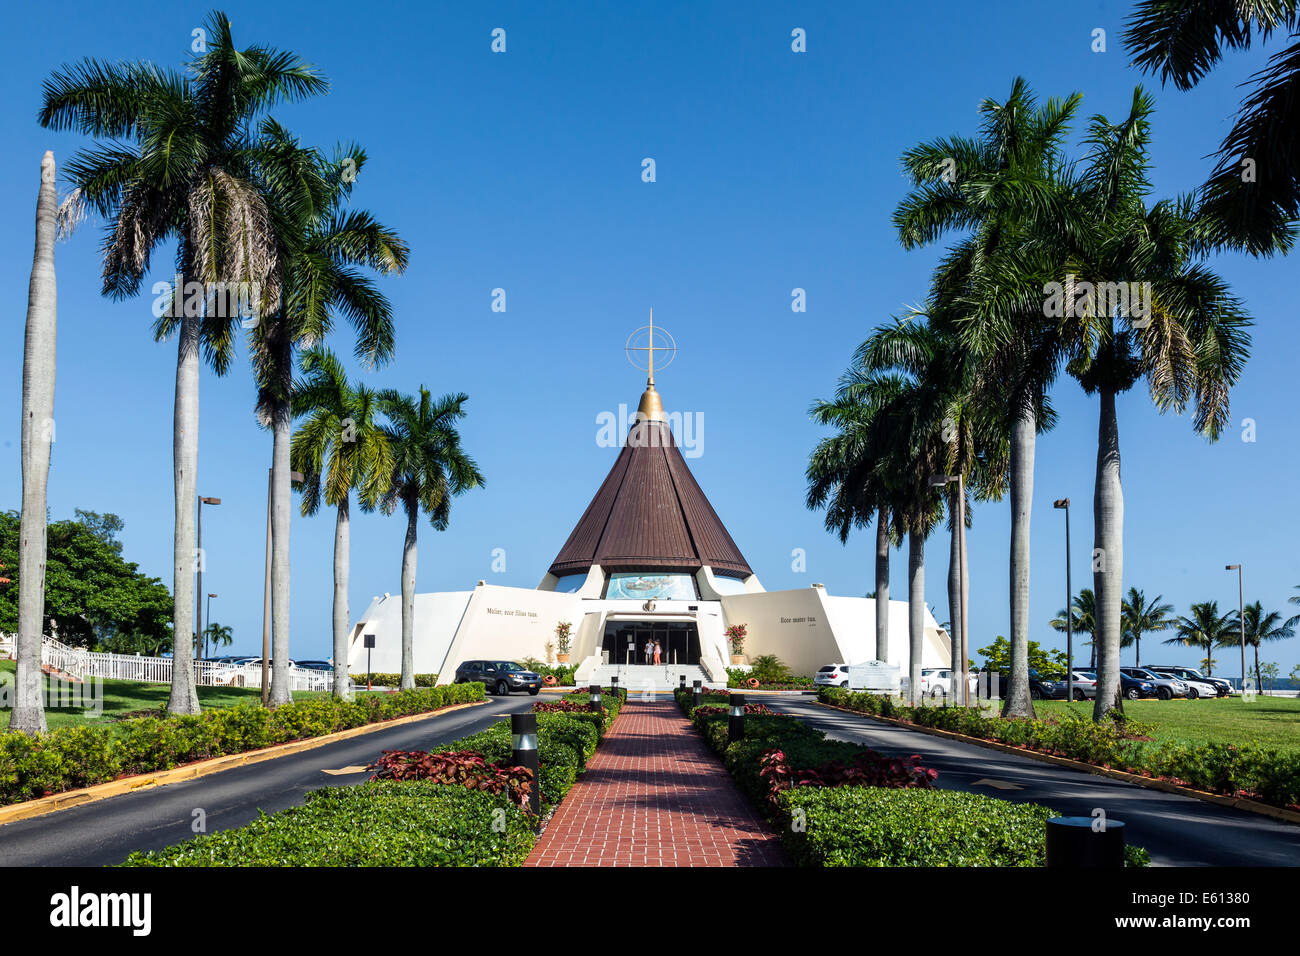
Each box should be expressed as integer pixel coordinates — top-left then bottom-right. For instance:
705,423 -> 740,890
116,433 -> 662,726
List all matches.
269,368 -> 293,707
1092,387 -> 1124,718
332,495 -> 351,698
400,502 -> 418,690
875,507 -> 889,662
947,490 -> 963,692
168,286 -> 201,716
908,529 -> 924,705
1003,406 -> 1035,718
13,152 -> 58,736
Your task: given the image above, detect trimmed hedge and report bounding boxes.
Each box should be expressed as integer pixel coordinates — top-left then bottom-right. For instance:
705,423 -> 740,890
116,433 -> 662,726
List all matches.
347,673 -> 438,687
818,687 -> 1300,810
0,683 -> 485,806
780,786 -> 1057,867
120,781 -> 535,866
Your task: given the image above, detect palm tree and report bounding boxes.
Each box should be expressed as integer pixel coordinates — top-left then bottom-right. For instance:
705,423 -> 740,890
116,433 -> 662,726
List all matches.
1121,588 -> 1174,666
894,78 -> 1079,717
378,388 -> 484,690
1285,584 -> 1300,630
39,12 -> 327,713
1123,1 -> 1298,255
1164,601 -> 1239,674
1062,89 -> 1252,718
254,135 -> 407,706
292,346 -> 392,697
1228,601 -> 1296,692
12,153 -> 59,736
1051,588 -> 1098,668
808,366 -> 905,665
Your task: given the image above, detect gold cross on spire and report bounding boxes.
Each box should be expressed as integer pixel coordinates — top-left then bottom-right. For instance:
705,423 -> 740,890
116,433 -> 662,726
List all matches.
625,310 -> 676,387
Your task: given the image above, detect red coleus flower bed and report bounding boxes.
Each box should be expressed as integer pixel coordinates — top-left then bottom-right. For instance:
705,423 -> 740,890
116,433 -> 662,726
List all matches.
533,699 -> 600,714
757,748 -> 938,812
367,749 -> 534,812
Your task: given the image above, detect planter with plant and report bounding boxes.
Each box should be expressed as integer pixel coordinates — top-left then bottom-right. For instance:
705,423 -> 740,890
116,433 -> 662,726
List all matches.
725,623 -> 747,665
554,621 -> 573,663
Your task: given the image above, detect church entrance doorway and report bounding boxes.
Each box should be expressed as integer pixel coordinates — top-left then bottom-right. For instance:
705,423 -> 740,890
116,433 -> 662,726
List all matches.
602,620 -> 700,666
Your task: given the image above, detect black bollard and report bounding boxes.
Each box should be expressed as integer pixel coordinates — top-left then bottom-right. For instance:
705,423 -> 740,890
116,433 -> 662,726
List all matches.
1045,816 -> 1126,867
679,675 -> 687,691
691,679 -> 702,709
610,675 -> 619,697
728,693 -> 746,741
588,683 -> 602,713
510,713 -> 541,818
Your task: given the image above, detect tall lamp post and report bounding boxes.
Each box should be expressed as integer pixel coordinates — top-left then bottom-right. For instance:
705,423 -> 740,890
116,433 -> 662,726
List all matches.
206,593 -> 218,657
1053,499 -> 1074,706
930,474 -> 968,705
196,496 -> 221,665
1225,564 -> 1245,694
262,469 -> 303,705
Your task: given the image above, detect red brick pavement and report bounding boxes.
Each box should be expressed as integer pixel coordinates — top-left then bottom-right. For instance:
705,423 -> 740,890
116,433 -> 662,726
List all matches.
524,697 -> 788,867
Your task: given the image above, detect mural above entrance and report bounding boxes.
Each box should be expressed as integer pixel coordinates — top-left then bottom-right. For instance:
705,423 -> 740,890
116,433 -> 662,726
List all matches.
605,573 -> 697,601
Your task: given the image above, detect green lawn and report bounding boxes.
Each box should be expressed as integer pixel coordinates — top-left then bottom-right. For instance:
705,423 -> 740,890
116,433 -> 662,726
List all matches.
1034,696 -> 1300,755
0,658 -> 325,732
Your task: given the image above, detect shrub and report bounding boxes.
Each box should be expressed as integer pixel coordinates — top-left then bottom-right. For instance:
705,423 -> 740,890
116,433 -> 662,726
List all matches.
369,750 -> 533,810
0,682 -> 485,807
119,781 -> 535,867
778,786 -> 1057,867
345,673 -> 439,687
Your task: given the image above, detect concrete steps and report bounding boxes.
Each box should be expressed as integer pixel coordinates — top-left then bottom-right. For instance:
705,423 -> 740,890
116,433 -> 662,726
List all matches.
589,663 -> 711,693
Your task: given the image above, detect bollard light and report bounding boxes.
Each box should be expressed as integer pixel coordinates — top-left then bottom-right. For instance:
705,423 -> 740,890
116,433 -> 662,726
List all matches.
510,713 -> 541,818
589,683 -> 602,712
728,693 -> 746,741
610,675 -> 619,697
691,679 -> 702,709
1045,816 -> 1125,868
679,674 -> 687,691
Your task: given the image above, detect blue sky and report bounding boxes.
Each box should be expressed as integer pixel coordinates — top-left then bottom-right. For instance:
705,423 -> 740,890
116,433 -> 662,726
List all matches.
2,1 -> 1296,678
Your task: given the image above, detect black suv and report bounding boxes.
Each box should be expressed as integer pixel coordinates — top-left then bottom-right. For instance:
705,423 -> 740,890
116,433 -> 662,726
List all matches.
975,668 -> 1067,699
453,660 -> 541,696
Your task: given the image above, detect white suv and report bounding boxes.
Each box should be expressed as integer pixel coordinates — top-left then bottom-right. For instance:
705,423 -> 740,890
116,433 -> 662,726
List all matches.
814,663 -> 852,688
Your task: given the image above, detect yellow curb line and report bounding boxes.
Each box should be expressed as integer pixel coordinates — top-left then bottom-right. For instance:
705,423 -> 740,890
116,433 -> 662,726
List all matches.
813,701 -> 1300,827
0,699 -> 489,826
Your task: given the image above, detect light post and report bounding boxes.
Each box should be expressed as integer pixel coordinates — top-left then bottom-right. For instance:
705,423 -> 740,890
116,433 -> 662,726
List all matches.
205,593 -> 217,658
728,693 -> 746,741
1226,564 -> 1245,694
196,496 -> 221,664
510,713 -> 541,819
1053,499 -> 1074,706
930,474 -> 968,705
261,469 -> 303,706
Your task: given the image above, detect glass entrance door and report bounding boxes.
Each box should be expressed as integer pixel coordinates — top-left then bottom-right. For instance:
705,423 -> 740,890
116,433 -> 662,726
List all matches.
601,621 -> 700,665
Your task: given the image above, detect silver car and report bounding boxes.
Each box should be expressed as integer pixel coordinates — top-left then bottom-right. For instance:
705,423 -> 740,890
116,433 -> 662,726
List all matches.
1121,666 -> 1186,700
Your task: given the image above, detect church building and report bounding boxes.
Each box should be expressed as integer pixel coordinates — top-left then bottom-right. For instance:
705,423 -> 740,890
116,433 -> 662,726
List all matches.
348,337 -> 950,689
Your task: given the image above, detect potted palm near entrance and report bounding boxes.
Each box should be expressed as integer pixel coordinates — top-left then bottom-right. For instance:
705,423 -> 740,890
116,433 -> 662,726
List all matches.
555,621 -> 573,663
726,623 -> 748,665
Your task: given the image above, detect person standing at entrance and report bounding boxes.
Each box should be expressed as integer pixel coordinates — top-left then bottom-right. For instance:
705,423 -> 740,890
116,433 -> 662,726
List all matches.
653,640 -> 662,665
644,638 -> 654,665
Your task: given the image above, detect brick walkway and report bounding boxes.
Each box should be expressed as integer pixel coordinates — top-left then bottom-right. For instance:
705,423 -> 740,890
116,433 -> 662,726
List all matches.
524,698 -> 787,867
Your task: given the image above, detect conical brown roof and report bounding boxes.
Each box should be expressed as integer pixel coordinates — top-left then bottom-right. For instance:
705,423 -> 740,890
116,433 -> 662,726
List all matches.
548,416 -> 752,580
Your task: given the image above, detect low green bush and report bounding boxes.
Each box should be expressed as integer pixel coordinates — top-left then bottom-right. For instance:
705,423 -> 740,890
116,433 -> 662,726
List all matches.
119,781 -> 535,867
346,673 -> 439,687
0,683 -> 485,807
433,717 -> 584,809
778,786 -> 1057,867
817,686 -> 1300,811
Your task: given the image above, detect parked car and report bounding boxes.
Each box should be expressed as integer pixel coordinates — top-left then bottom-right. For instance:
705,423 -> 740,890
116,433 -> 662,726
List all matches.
814,663 -> 852,688
453,660 -> 541,696
1061,671 -> 1096,700
1145,665 -> 1231,698
976,668 -> 1067,700
1097,670 -> 1158,700
294,660 -> 333,671
1121,666 -> 1187,700
918,667 -> 979,701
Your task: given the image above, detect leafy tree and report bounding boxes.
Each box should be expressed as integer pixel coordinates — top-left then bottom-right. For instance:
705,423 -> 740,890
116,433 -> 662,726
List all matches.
977,636 -> 1068,680
73,509 -> 124,554
0,511 -> 172,652
1123,1 -> 1299,254
1259,661 -> 1280,693
40,11 -> 328,714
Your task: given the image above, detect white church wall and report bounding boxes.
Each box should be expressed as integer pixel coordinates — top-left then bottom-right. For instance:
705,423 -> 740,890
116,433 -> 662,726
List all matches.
348,591 -> 474,676
433,584 -> 584,683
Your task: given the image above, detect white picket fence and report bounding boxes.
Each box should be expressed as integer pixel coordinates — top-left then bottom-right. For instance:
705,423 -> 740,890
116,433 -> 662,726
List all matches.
0,633 -> 332,692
